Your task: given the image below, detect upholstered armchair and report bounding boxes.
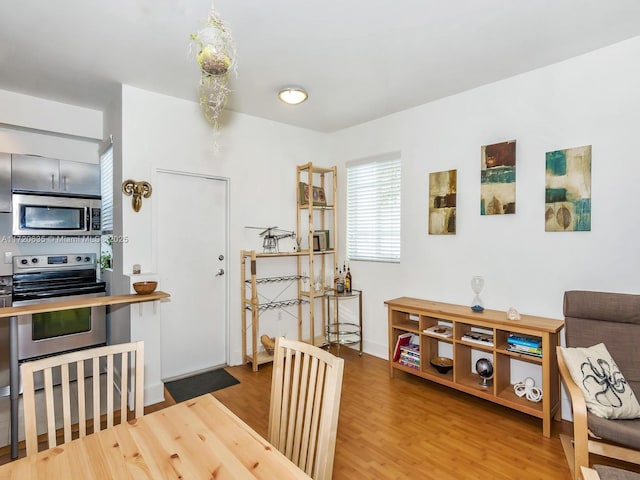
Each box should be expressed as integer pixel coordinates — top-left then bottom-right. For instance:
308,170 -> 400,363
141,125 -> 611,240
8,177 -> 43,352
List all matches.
558,290 -> 640,480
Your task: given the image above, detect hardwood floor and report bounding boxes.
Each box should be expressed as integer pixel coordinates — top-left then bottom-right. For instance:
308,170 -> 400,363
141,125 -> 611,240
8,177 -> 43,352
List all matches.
2,347 -> 639,478
216,347 -> 572,479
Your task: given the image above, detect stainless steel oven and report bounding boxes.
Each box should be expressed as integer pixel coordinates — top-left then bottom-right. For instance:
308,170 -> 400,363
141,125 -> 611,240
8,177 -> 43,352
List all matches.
12,254 -> 106,362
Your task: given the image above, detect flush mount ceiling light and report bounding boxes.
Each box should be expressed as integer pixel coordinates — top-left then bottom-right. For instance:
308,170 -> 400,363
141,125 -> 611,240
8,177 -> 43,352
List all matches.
278,87 -> 308,105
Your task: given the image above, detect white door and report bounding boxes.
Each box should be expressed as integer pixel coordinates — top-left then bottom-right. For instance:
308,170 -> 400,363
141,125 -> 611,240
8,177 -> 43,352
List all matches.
156,170 -> 228,380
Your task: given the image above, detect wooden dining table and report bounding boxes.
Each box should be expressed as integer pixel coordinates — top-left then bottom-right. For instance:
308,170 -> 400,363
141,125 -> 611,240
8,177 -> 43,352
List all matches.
0,393 -> 311,479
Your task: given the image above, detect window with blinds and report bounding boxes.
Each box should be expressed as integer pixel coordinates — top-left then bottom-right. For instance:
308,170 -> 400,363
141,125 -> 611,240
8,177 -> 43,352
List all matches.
100,146 -> 113,234
346,152 -> 401,262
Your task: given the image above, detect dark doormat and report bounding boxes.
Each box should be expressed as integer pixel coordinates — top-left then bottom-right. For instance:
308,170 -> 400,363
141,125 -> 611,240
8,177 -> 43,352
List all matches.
165,368 -> 240,403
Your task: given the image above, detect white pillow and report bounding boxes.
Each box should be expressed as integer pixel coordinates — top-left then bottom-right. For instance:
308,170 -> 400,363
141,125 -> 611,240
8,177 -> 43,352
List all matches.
560,343 -> 640,419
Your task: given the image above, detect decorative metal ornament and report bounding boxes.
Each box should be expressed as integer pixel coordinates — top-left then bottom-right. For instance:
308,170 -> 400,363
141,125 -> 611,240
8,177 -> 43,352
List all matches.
122,180 -> 152,212
190,6 -> 237,127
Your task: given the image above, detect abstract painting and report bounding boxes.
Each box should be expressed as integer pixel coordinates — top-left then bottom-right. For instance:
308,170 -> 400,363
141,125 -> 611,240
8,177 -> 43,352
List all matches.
429,169 -> 457,235
481,140 -> 516,215
545,145 -> 591,232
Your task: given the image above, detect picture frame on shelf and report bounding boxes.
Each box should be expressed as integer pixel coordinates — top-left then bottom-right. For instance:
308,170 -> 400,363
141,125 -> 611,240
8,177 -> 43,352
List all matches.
298,182 -> 327,206
316,229 -> 330,250
312,185 -> 327,206
298,182 -> 310,205
312,232 -> 327,251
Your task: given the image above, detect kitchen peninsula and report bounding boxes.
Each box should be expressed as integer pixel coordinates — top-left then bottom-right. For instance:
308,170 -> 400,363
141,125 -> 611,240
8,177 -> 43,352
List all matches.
1,290 -> 170,458
0,290 -> 169,319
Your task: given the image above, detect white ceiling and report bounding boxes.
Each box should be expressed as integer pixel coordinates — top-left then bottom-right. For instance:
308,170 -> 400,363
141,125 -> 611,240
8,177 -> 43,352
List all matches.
1,1 -> 640,133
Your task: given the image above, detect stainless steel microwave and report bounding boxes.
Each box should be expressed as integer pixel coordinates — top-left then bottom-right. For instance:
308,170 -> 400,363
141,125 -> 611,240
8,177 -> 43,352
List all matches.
12,193 -> 101,236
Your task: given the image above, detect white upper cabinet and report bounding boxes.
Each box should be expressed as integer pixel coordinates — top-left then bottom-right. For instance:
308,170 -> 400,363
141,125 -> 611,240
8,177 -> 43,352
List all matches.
11,154 -> 100,197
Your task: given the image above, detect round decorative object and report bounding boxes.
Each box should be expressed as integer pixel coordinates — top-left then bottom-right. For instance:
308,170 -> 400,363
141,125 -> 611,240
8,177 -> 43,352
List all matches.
133,281 -> 157,295
475,358 -> 494,387
197,45 -> 231,76
506,307 -> 521,320
430,356 -> 453,374
514,376 -> 543,402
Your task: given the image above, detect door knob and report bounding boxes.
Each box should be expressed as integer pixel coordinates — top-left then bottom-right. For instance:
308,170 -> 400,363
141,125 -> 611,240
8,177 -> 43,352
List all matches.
215,268 -> 225,276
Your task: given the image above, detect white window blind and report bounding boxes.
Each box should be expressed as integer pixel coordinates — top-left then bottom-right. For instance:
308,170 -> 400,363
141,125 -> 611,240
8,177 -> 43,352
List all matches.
346,153 -> 401,262
100,145 -> 113,234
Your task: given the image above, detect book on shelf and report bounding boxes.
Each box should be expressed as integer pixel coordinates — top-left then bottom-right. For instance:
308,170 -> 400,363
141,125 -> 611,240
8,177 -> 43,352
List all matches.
393,333 -> 418,362
507,344 -> 542,357
400,344 -> 420,358
398,361 -> 420,370
424,325 -> 453,338
398,354 -> 420,369
507,334 -> 541,348
462,331 -> 494,347
399,350 -> 420,361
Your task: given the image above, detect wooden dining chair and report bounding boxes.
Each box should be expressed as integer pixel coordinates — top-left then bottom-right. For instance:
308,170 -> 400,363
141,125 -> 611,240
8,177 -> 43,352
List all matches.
21,341 -> 144,456
268,336 -> 345,480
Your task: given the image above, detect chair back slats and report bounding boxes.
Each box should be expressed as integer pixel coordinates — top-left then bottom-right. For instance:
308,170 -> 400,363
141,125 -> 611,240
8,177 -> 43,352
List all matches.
295,355 -> 324,470
77,360 -> 86,437
21,341 -> 144,456
268,337 -> 344,480
92,356 -> 101,432
60,363 -> 71,444
120,351 -> 128,425
43,368 -> 56,449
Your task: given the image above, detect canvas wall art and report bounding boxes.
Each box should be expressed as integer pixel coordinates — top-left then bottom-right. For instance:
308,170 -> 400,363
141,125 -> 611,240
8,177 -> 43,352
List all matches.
481,140 -> 516,215
429,169 -> 457,235
545,145 -> 591,232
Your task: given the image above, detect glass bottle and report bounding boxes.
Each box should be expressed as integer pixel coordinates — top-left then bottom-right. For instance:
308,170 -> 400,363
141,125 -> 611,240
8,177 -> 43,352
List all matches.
345,265 -> 352,293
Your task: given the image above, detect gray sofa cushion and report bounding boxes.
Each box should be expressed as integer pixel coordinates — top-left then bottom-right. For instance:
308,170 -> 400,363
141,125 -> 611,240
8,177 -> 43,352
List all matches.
594,465 -> 640,480
589,413 -> 640,449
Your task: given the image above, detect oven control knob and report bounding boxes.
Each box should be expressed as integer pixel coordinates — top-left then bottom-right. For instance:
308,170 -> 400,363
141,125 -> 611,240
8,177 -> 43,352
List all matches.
20,259 -> 28,265
31,258 -> 38,264
76,256 -> 82,262
84,256 -> 91,262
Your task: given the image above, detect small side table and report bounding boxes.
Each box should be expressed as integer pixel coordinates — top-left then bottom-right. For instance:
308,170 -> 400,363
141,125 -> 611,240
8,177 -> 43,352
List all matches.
324,289 -> 362,356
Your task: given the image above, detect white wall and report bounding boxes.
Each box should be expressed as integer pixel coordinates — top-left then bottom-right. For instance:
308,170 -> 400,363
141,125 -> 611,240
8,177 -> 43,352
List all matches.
0,89 -> 101,139
329,36 -> 640,361
118,85 -> 328,369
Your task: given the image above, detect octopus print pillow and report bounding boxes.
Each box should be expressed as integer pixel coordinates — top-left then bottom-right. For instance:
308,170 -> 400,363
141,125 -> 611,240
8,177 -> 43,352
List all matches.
560,343 -> 640,419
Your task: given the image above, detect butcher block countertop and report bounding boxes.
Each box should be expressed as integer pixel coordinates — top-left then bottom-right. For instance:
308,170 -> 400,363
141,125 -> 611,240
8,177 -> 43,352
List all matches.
0,291 -> 170,318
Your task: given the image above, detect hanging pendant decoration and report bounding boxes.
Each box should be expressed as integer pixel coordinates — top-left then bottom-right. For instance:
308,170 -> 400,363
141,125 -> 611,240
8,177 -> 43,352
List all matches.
190,6 -> 237,127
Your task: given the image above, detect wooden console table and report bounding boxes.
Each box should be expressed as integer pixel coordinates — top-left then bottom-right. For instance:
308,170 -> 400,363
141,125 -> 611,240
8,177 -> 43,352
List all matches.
385,297 -> 564,437
1,291 -> 170,458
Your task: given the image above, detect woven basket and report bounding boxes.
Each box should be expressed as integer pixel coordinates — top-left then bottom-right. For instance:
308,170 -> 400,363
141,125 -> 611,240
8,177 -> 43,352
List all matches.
260,335 -> 276,355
